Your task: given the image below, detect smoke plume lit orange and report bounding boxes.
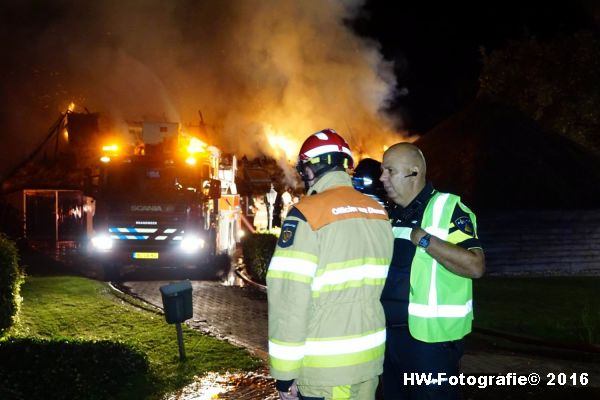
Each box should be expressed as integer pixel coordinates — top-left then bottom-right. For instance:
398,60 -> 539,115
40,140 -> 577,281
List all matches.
2,0 -> 410,181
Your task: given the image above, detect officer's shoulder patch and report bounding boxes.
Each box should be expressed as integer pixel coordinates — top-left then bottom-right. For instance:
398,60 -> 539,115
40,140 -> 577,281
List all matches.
278,220 -> 299,248
454,215 -> 474,236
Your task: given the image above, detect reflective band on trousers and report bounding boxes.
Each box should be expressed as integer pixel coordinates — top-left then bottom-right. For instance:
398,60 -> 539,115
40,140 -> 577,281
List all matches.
268,329 -> 386,360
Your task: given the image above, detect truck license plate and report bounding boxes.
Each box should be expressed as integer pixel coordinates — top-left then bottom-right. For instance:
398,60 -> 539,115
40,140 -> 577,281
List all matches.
133,252 -> 159,259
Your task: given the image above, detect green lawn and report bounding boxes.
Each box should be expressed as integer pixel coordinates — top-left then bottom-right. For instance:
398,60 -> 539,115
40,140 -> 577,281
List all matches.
2,275 -> 262,400
3,274 -> 598,399
473,276 -> 600,345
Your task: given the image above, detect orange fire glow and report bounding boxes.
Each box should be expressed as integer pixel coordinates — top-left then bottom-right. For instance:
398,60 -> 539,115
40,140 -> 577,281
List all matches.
263,124 -> 404,167
186,137 -> 207,154
265,126 -> 299,162
102,144 -> 119,153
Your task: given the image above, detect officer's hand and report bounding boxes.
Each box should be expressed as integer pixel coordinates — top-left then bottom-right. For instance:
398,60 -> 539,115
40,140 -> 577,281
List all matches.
278,381 -> 299,400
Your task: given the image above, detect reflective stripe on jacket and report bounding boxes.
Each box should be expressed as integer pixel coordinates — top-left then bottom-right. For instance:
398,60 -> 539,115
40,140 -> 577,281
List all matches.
408,192 -> 475,342
267,171 -> 394,387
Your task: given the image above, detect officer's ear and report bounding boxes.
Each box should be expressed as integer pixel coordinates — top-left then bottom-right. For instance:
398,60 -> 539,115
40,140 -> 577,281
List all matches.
404,168 -> 419,178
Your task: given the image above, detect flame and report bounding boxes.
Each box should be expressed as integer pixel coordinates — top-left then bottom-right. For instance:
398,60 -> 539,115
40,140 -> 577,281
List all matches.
102,144 -> 119,153
68,102 -> 75,112
187,137 -> 207,154
264,126 -> 299,162
262,124 -> 404,171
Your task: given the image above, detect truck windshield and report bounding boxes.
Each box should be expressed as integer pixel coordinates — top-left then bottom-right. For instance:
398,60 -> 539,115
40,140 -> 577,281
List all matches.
102,163 -> 201,201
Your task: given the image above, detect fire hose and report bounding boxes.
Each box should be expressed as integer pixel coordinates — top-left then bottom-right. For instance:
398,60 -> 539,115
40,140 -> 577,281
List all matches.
240,213 -> 256,233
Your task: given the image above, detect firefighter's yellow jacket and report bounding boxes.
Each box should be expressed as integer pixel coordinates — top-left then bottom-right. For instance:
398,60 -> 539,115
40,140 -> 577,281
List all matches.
267,171 -> 394,387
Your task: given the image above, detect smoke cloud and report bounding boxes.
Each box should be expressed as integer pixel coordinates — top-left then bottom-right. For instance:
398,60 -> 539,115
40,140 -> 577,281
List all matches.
0,0 -> 406,181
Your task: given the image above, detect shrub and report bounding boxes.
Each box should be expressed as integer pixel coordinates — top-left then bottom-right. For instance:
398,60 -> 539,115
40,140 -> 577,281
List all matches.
241,233 -> 277,284
0,233 -> 23,335
0,337 -> 151,400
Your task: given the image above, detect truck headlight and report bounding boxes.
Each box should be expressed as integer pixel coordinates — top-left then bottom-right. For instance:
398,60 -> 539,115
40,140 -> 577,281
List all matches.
91,234 -> 114,251
180,235 -> 205,254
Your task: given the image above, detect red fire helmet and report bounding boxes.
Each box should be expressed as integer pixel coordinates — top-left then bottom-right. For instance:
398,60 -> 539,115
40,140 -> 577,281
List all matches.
297,128 -> 354,169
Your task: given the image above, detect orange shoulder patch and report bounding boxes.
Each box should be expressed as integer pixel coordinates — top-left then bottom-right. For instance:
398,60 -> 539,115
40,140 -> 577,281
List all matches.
295,186 -> 388,230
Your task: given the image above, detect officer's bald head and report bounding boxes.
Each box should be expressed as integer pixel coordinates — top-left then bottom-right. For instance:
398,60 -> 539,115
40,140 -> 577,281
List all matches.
381,143 -> 427,206
385,143 -> 426,178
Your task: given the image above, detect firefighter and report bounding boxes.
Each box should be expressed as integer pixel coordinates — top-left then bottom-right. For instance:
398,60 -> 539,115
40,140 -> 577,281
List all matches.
267,129 -> 394,400
280,187 -> 294,221
379,142 -> 485,399
252,196 -> 269,231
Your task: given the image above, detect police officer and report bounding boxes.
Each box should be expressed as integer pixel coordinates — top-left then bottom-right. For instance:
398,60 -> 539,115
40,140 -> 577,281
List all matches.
379,143 -> 485,400
352,158 -> 387,209
267,129 -> 394,400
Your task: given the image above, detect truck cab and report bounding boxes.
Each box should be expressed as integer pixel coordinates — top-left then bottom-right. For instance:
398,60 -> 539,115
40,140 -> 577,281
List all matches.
87,121 -> 230,280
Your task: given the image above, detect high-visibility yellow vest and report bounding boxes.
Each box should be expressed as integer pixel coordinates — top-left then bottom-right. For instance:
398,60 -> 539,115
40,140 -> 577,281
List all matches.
408,192 -> 474,342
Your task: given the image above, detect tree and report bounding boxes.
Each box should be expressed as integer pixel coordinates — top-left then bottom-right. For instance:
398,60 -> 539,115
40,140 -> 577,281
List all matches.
479,32 -> 600,155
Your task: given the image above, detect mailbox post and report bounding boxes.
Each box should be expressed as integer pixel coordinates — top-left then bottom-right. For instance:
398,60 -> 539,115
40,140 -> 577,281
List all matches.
159,280 -> 193,361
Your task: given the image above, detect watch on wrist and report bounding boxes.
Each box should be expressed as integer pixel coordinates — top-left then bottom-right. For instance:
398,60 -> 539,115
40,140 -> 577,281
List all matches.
418,233 -> 432,249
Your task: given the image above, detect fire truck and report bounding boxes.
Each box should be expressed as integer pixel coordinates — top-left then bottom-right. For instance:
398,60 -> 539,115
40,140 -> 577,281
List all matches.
86,121 -> 241,279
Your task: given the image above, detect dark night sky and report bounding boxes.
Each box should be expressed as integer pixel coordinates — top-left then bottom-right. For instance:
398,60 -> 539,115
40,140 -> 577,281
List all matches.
0,1 -> 598,180
353,1 -> 599,132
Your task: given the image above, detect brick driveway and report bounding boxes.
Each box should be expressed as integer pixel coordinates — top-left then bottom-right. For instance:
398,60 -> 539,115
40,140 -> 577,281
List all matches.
121,280 -> 600,389
119,280 -> 269,360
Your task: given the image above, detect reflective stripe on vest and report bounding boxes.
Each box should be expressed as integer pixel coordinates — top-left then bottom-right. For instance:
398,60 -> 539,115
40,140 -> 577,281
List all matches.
408,192 -> 473,343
